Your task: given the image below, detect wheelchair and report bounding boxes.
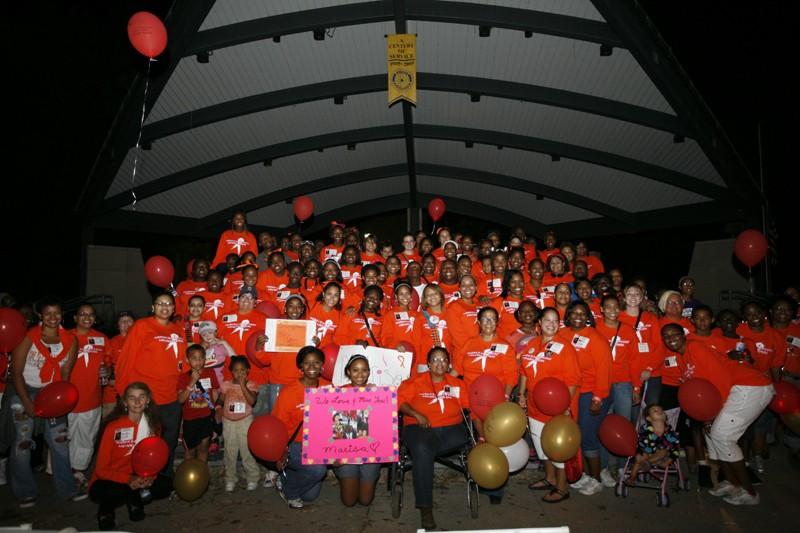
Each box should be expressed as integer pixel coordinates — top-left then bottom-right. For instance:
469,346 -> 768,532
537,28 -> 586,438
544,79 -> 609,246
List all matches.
387,409 -> 480,519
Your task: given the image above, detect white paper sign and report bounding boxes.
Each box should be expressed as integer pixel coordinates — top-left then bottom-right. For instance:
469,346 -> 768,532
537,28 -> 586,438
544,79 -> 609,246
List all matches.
332,345 -> 412,387
263,319 -> 316,352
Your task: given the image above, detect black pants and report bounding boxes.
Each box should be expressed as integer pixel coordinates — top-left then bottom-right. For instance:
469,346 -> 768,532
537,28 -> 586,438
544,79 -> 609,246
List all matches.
157,401 -> 183,476
89,475 -> 172,516
404,423 -> 469,508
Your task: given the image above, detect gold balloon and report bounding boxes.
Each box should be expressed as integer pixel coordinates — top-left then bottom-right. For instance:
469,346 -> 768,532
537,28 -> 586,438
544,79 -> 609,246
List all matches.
781,412 -> 800,434
484,401 -> 527,447
467,443 -> 509,489
174,458 -> 210,502
541,415 -> 581,462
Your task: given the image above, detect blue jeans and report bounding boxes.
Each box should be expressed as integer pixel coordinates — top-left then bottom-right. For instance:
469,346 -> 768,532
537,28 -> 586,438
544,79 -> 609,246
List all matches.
9,390 -> 75,501
578,392 -> 611,458
601,382 -> 633,468
283,442 -> 327,501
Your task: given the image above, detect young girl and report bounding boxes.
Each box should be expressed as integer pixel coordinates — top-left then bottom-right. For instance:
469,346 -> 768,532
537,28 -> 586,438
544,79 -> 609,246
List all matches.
381,281 -> 423,375
625,404 -> 680,485
104,311 -> 136,418
201,271 -> 227,321
198,321 -> 235,385
184,295 -> 205,345
89,382 -> 171,531
219,356 -> 259,492
177,344 -> 220,463
309,283 -> 342,348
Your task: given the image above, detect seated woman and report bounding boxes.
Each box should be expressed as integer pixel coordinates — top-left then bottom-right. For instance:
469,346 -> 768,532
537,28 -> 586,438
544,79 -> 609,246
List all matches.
89,382 -> 172,531
335,354 -> 381,506
274,346 -> 331,509
398,347 -> 470,530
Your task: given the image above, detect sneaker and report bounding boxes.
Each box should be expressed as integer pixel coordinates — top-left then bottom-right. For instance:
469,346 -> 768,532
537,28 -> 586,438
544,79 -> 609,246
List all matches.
225,482 -> 236,492
246,482 -> 258,491
753,455 -> 765,474
287,497 -> 304,509
263,471 -> 278,488
600,468 -> 616,488
127,503 -> 145,522
19,497 -> 36,509
723,488 -> 760,506
578,477 -> 603,496
708,480 -> 736,497
569,473 -> 592,489
70,489 -> 89,502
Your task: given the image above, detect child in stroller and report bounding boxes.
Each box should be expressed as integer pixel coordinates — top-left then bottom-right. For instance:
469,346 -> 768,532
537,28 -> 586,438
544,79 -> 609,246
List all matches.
625,404 -> 680,486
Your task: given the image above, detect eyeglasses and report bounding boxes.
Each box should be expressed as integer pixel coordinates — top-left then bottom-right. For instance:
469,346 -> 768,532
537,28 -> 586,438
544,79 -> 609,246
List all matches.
428,358 -> 449,365
154,301 -> 174,307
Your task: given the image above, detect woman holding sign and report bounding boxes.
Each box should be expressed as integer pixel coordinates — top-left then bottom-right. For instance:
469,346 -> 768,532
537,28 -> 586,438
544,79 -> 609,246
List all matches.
398,347 -> 470,530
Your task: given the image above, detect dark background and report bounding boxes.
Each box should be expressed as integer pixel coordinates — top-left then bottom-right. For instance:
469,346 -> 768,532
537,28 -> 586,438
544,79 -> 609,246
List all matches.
3,1 -> 797,304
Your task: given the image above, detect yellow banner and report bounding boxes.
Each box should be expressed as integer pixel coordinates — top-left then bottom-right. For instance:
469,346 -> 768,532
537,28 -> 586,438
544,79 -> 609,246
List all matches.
387,34 -> 416,107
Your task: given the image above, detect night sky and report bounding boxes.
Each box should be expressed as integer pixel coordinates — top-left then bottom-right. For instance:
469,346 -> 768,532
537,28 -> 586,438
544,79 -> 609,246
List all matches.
4,1 -> 797,304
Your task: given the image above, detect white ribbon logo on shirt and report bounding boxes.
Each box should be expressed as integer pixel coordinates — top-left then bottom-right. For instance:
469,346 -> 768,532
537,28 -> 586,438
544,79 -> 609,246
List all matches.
166,334 -> 181,358
228,237 -> 247,255
233,319 -> 251,341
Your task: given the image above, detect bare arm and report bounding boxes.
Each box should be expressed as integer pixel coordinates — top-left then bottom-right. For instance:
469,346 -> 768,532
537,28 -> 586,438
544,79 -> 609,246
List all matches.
60,337 -> 78,380
239,381 -> 257,406
11,337 -> 35,416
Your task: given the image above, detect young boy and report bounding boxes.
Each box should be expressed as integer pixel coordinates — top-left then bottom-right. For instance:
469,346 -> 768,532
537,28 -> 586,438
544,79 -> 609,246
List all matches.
219,356 -> 259,492
626,404 -> 680,486
177,344 -> 220,463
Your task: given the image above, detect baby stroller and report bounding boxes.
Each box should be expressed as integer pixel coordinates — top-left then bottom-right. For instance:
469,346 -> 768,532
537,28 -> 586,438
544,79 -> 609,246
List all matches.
614,385 -> 690,507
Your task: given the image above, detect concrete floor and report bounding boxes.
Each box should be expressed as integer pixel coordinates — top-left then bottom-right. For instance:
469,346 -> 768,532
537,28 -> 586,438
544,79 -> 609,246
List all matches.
1,447 -> 797,532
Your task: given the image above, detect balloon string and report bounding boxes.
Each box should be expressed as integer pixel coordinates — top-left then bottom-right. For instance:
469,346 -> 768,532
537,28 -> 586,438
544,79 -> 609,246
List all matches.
431,222 -> 436,236
131,58 -> 155,210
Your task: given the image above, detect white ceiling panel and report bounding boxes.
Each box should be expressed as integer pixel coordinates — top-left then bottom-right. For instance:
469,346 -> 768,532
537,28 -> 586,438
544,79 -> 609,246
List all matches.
119,139 -> 408,217
415,139 -> 710,212
200,0 -> 358,30
417,175 -> 596,225
439,0 -> 605,21
414,91 -> 722,185
247,175 -> 409,227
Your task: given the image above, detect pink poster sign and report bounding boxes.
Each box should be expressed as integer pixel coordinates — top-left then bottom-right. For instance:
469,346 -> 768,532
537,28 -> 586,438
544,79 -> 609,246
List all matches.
301,386 -> 399,465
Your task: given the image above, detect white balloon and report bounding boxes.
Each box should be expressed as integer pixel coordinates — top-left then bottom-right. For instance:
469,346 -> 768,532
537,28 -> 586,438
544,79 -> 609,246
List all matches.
499,438 -> 530,472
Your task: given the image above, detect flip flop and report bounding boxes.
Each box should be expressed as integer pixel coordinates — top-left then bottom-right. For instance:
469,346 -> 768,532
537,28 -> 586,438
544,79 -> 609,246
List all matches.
542,488 -> 570,503
528,478 -> 555,491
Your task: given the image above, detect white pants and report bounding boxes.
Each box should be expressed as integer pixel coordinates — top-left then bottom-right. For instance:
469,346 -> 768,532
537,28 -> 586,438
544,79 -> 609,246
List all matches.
705,385 -> 774,462
67,407 -> 102,470
529,417 -> 564,469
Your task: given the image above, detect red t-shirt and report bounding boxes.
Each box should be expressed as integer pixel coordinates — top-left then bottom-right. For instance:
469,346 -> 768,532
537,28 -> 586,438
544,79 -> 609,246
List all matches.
103,334 -> 126,404
90,417 -> 147,486
308,305 -> 341,348
217,309 -> 269,384
453,335 -> 518,390
519,333 -> 580,422
177,368 -> 220,420
736,324 -> 787,375
775,323 -> 800,375
619,311 -> 663,380
398,373 -> 470,427
70,329 -> 110,412
212,229 -> 258,267
274,379 -> 331,441
175,280 -> 208,316
594,321 -> 639,385
567,326 -> 612,399
334,310 -> 383,347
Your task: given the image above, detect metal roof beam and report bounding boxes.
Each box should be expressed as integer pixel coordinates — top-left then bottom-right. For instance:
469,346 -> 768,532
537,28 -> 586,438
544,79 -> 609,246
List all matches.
186,1 -> 622,57
197,163 -> 632,228
102,125 -> 731,213
141,73 -> 688,143
393,0 -> 419,219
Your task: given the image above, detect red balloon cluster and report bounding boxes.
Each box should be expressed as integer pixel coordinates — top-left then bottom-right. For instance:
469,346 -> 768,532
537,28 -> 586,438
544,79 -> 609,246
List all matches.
144,256 -> 174,288
293,196 -> 314,222
770,381 -> 800,414
428,198 -> 446,222
256,301 -> 281,318
320,343 -> 340,381
678,378 -> 722,422
128,12 -> 168,59
598,414 -> 637,457
0,308 -> 27,352
132,436 -> 169,477
532,377 -> 570,416
469,374 -> 505,420
734,229 -> 768,268
245,329 -> 267,368
248,415 -> 289,461
34,381 -> 80,418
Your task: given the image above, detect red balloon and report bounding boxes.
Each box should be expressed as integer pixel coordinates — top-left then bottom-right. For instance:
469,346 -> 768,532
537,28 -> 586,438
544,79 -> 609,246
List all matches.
320,343 -> 340,381
428,198 -> 446,222
397,340 -> 415,356
34,381 -> 79,418
248,414 -> 289,462
144,256 -> 174,288
469,374 -> 505,420
256,301 -> 281,319
532,377 -> 571,416
245,329 -> 268,368
678,378 -> 722,422
734,229 -> 768,268
770,381 -> 800,414
132,436 -> 169,477
293,196 -> 314,222
0,308 -> 27,352
598,414 -> 637,457
127,12 -> 168,59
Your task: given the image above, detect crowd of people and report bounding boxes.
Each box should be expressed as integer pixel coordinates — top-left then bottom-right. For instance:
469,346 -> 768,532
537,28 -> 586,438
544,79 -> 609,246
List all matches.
1,211 -> 799,531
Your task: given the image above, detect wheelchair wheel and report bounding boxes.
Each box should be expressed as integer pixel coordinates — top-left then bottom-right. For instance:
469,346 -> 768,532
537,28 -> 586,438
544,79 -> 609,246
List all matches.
389,463 -> 404,518
467,479 -> 479,518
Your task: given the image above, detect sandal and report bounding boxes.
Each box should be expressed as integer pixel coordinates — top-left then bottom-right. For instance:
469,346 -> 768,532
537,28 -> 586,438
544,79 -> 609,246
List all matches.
542,488 -> 570,503
528,478 -> 555,491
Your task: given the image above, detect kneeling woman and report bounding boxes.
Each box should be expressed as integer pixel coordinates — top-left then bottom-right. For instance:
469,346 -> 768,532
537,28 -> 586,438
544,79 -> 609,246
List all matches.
274,346 -> 331,509
336,354 -> 381,506
90,382 -> 171,530
398,347 -> 470,530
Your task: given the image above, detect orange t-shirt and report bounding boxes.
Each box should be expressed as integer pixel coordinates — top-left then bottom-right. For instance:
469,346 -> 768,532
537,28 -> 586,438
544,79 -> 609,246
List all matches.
453,335 -> 518,390
398,252 -> 421,275
70,329 -> 110,412
519,333 -> 581,422
495,296 -> 526,341
437,282 -> 461,306
736,324 -> 787,374
539,248 -> 561,262
340,266 -> 362,291
334,310 -> 383,347
217,309 -> 269,384
540,273 -> 574,297
202,291 -> 228,321
212,229 -> 258,267
274,378 -> 331,441
398,373 -> 470,427
523,283 -> 553,310
477,276 -> 504,298
89,417 -> 146,487
580,255 -> 605,276
300,279 -> 323,310
175,280 -> 208,316
594,322 -> 638,385
319,244 -> 344,263
418,308 -> 452,359
443,299 -> 480,355
256,270 -> 289,304
103,334 -> 126,404
619,311 -> 663,379
223,271 -> 244,296
115,317 -> 186,405
381,307 -> 423,360
566,326 -> 611,399
775,323 -> 800,375
308,305 -> 341,347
